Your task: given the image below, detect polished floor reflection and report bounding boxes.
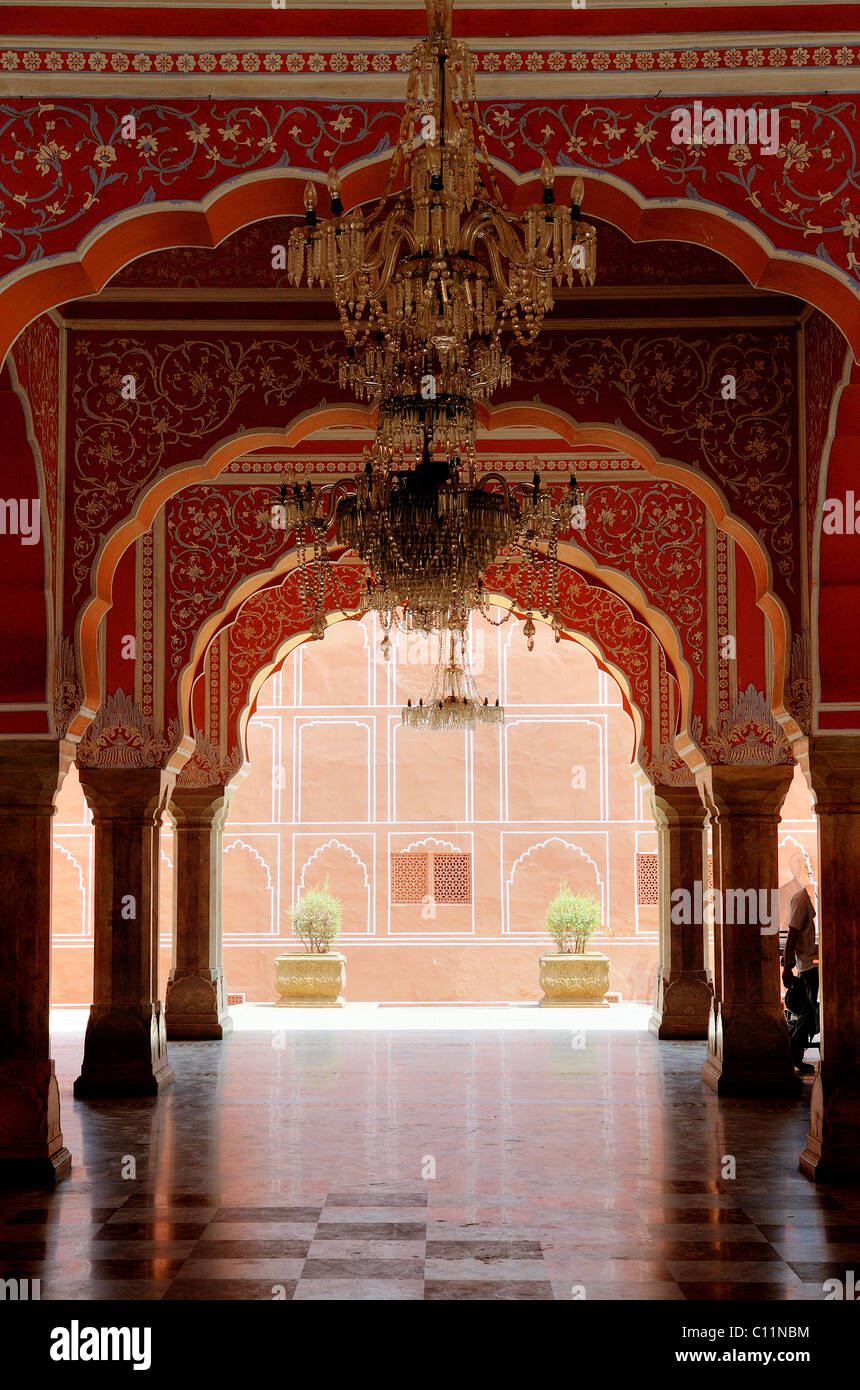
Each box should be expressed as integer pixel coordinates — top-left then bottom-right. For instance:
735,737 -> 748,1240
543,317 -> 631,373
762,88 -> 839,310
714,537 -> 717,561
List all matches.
1,1006 -> 855,1301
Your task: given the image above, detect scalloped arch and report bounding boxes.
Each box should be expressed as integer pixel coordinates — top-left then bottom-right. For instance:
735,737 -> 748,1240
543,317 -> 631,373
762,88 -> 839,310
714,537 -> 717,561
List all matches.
2,158 -> 859,368
218,593 -> 653,783
505,837 -> 607,926
298,838 -> 371,891
70,399 -> 782,752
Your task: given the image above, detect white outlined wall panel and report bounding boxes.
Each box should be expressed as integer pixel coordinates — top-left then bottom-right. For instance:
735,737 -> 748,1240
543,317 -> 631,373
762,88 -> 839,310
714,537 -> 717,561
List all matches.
295,718 -> 373,823
501,831 -> 610,936
293,832 -> 375,938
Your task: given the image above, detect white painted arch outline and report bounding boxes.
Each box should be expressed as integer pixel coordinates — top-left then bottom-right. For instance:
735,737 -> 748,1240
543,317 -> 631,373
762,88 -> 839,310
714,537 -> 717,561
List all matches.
503,835 -> 607,937
3,146 -> 859,366
297,836 -> 373,938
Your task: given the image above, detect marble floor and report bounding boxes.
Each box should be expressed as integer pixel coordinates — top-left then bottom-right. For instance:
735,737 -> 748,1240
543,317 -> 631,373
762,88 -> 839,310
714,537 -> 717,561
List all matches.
2,1004 -> 856,1302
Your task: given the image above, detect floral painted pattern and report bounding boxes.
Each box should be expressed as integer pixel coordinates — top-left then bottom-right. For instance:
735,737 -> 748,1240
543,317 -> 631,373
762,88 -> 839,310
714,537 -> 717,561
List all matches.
0,95 -> 857,298
66,325 -> 798,648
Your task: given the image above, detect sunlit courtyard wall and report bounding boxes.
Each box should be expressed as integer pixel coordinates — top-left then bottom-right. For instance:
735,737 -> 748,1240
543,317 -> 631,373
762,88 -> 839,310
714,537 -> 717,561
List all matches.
50,611 -> 819,1004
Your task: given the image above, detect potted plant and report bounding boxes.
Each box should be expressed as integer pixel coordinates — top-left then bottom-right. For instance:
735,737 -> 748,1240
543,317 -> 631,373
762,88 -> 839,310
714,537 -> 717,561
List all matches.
275,881 -> 347,1007
539,883 -> 610,1007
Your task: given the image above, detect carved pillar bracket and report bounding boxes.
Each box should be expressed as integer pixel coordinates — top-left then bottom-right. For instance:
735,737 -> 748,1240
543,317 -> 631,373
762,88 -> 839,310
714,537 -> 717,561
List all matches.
75,768 -> 176,1098
649,782 -> 713,1041
0,740 -> 73,1186
165,783 -> 233,1040
797,737 -> 860,1182
697,763 -> 798,1098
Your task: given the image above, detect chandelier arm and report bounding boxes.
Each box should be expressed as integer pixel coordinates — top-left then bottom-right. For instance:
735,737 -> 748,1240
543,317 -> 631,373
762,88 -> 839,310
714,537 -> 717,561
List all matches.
469,202 -> 571,279
475,472 -> 516,511
362,215 -> 417,285
465,212 -> 528,271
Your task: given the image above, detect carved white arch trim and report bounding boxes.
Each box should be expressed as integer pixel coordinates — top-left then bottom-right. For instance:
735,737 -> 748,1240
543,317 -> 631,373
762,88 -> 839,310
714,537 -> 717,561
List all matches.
224,837 -> 274,891
504,835 -> 607,937
298,837 -> 371,892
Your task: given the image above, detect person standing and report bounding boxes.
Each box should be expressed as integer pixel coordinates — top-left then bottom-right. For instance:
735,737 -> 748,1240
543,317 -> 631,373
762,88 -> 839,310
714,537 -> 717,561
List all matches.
782,883 -> 818,1076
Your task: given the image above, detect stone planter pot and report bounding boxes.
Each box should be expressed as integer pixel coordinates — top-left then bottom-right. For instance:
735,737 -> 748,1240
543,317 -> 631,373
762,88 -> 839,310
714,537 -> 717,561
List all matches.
539,952 -> 610,1007
275,952 -> 346,1007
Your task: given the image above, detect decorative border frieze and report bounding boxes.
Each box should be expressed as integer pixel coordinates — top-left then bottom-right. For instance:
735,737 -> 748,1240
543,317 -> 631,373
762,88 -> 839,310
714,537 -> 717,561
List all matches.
223,455 -> 646,475
2,44 -> 859,79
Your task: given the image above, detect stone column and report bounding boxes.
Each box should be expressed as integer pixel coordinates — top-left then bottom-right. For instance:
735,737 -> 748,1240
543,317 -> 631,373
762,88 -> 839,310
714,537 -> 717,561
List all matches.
75,768 -> 175,1097
699,763 -> 797,1096
649,783 -> 712,1040
0,741 -> 73,1186
165,784 -> 232,1040
798,737 -> 860,1181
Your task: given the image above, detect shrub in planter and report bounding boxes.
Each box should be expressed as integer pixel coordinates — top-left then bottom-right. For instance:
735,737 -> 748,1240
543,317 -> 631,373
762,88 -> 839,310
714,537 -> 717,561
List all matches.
275,882 -> 346,1007
540,884 -> 609,1007
290,881 -> 342,953
544,883 -> 601,955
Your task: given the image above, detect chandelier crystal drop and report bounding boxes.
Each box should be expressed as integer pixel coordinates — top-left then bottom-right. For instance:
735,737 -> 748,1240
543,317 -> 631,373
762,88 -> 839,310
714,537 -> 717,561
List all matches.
401,627 -> 503,731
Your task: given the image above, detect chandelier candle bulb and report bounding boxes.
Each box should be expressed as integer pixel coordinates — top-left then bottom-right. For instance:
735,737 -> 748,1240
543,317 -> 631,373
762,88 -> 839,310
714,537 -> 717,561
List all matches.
303,180 -> 318,224
540,155 -> 555,200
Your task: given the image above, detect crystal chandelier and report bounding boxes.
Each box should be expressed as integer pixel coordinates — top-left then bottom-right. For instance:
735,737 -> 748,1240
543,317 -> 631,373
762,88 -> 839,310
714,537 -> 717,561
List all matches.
277,458 -> 582,650
270,0 -> 596,703
402,627 -> 503,731
287,0 -> 597,461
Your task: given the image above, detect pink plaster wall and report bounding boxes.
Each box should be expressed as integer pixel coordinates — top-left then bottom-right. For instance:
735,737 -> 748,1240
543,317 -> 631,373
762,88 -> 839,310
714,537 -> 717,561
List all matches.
49,610 -> 819,1006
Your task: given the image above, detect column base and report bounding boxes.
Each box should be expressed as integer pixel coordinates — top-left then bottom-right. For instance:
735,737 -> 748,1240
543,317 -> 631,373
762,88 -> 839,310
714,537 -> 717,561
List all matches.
0,1061 -> 72,1187
74,1004 -> 175,1098
649,969 -> 712,1040
275,997 -> 346,1008
800,1076 -> 860,1183
165,968 -> 233,1040
0,1150 -> 72,1188
701,1000 -> 799,1097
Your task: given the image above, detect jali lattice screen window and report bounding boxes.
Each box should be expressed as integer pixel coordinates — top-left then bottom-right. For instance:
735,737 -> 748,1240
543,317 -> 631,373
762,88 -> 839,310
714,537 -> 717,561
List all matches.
635,852 -> 713,906
636,852 -> 659,906
391,852 -> 429,904
391,850 -> 472,905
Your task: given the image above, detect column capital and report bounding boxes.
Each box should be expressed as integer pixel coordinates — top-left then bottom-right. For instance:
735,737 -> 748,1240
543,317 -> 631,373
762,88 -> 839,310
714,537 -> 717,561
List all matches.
0,738 -> 74,813
77,766 -> 174,822
169,783 -> 230,829
795,735 -> 860,812
650,782 -> 708,827
696,762 -> 795,819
